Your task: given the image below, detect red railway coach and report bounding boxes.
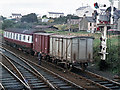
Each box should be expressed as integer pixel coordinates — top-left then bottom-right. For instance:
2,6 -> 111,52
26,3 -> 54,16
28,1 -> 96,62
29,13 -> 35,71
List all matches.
33,33 -> 54,55
3,28 -> 45,54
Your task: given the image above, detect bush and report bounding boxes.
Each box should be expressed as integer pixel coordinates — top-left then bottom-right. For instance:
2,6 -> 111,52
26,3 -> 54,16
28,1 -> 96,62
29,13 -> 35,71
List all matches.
93,36 -> 120,74
2,20 -> 15,29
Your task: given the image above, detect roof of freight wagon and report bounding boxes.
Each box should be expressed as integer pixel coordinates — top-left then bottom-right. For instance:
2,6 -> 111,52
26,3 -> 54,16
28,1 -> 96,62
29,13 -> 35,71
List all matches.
34,33 -> 54,36
50,35 -> 94,39
4,28 -> 45,35
50,35 -> 76,38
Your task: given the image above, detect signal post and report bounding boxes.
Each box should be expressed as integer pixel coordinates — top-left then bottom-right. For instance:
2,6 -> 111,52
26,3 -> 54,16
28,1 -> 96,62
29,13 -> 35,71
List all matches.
93,1 -> 113,70
98,24 -> 109,60
97,23 -> 110,70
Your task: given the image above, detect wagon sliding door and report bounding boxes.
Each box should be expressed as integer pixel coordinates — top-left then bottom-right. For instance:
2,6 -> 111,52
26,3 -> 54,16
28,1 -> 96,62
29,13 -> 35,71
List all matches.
71,38 -> 79,62
79,38 -> 87,60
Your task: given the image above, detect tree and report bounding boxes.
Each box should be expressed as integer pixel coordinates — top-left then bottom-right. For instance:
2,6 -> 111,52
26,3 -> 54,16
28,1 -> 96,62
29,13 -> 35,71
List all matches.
66,14 -> 79,19
2,20 -> 15,29
42,15 -> 47,18
1,16 -> 6,20
21,13 -> 38,23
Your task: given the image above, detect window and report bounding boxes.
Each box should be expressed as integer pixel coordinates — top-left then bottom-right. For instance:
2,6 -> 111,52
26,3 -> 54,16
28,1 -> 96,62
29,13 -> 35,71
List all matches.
90,23 -> 92,26
16,34 -> 18,40
7,32 -> 8,37
4,32 -> 6,37
85,11 -> 89,13
19,35 -> 21,40
90,28 -> 92,30
28,36 -> 30,41
10,33 -> 12,38
13,33 -> 15,39
8,32 -> 10,38
11,33 -> 13,39
94,28 -> 96,31
23,35 -> 26,40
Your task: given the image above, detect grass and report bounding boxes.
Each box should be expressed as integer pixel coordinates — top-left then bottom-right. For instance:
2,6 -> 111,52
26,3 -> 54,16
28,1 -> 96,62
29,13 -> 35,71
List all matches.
46,30 -> 94,36
0,29 -> 3,34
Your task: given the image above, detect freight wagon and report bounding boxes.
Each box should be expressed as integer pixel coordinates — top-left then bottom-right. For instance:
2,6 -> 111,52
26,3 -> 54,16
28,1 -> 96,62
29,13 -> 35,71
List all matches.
33,33 -> 54,55
49,35 -> 94,69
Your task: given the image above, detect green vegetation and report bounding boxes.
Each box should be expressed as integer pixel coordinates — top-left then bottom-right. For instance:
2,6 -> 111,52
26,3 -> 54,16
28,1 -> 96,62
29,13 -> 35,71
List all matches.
46,30 -> 90,35
21,13 -> 38,23
50,14 -> 80,24
93,35 -> 120,74
2,20 -> 15,29
0,29 -> 3,34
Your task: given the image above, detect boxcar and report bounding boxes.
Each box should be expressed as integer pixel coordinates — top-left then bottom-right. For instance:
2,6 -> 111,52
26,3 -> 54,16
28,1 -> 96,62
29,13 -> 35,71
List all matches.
33,33 -> 53,55
50,35 -> 94,68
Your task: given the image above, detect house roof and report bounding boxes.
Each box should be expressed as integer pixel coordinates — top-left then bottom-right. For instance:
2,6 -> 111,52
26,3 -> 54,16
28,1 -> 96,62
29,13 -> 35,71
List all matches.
76,6 -> 90,11
12,13 -> 22,16
48,12 -> 64,14
114,10 -> 120,18
86,17 -> 95,22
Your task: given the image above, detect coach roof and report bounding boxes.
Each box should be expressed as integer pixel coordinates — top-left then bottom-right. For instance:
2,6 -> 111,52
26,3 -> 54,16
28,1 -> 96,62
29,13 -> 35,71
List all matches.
4,28 -> 45,35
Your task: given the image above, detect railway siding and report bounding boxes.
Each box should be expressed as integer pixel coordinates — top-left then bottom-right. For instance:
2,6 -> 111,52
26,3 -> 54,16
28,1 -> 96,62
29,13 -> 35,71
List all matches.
1,46 -> 84,90
0,62 -> 29,89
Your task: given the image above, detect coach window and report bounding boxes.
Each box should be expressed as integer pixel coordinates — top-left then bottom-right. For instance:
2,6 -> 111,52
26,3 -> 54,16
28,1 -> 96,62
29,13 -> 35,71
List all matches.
10,33 -> 12,38
6,32 -> 8,37
28,36 -> 30,41
8,32 -> 10,38
7,32 -> 8,37
9,32 -> 11,38
16,34 -> 18,40
7,32 -> 9,37
23,35 -> 26,41
12,33 -> 13,39
4,32 -> 6,37
13,33 -> 15,39
19,35 -> 21,40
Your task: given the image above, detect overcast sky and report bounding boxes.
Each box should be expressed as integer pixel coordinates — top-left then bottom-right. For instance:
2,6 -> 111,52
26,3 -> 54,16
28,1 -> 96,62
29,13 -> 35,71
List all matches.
0,0 -> 118,17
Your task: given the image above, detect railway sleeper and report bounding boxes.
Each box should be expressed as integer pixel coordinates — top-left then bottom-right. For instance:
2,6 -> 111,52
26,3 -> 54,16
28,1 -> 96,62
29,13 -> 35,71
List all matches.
109,86 -> 120,89
97,81 -> 112,84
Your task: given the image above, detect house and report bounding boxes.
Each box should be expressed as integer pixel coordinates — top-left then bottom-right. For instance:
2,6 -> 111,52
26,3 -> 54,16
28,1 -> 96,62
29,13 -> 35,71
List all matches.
11,13 -> 22,19
118,1 -> 120,10
0,16 -> 3,29
118,18 -> 120,31
79,16 -> 96,33
48,12 -> 64,18
42,18 -> 49,22
67,18 -> 82,25
76,6 -> 94,17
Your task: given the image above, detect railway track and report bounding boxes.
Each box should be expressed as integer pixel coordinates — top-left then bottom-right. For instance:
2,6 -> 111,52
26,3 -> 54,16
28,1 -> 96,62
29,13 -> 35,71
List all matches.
1,48 -> 56,89
37,58 -> 120,90
73,66 -> 120,90
0,46 -> 84,90
1,43 -> 120,90
0,62 -> 29,90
